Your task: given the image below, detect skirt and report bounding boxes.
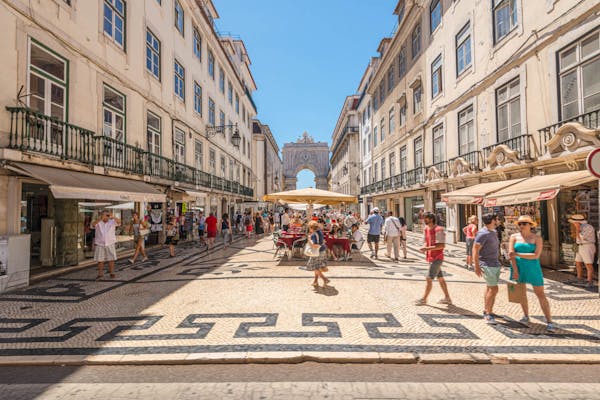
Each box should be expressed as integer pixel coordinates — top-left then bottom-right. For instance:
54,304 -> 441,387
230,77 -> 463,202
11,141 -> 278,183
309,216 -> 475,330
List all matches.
300,250 -> 328,271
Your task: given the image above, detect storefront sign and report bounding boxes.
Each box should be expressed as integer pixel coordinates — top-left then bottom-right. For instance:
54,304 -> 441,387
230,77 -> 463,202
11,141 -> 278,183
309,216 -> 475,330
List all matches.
586,148 -> 600,179
485,189 -> 559,206
442,195 -> 484,205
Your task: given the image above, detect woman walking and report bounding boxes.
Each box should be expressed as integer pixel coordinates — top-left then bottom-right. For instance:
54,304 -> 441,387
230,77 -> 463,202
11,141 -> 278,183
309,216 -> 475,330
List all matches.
129,212 -> 149,263
221,213 -> 232,248
244,211 -> 253,239
303,221 -> 330,287
463,215 -> 478,270
398,217 -> 408,259
165,216 -> 178,257
254,212 -> 264,236
508,215 -> 555,332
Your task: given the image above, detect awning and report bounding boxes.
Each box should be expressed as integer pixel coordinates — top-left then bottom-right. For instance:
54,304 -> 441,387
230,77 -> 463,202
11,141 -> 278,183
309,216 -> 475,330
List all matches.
484,170 -> 596,207
7,162 -> 166,202
184,190 -> 207,199
442,178 -> 525,205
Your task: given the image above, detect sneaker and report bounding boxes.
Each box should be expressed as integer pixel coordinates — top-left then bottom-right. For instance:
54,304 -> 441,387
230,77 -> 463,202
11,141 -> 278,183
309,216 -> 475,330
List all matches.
414,298 -> 427,306
573,279 -> 588,286
484,313 -> 497,325
142,257 -> 149,262
585,281 -> 595,288
128,258 -> 135,264
546,322 -> 557,332
518,316 -> 531,327
437,298 -> 453,305
370,252 -> 375,259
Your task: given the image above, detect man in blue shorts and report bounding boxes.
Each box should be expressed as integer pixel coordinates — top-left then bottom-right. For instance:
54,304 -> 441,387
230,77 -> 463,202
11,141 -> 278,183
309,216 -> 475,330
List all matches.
473,213 -> 501,324
365,208 -> 384,259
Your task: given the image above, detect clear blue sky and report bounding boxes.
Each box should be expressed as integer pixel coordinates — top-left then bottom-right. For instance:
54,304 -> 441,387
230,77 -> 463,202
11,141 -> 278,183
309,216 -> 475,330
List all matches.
214,1 -> 397,188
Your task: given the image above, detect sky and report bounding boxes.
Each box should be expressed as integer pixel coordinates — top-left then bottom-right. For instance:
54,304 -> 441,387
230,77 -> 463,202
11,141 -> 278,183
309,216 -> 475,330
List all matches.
214,1 -> 397,188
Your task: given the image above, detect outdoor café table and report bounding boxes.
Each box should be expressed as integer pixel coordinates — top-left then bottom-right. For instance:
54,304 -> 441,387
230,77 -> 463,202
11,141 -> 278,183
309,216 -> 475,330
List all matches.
279,232 -> 306,252
325,235 -> 351,259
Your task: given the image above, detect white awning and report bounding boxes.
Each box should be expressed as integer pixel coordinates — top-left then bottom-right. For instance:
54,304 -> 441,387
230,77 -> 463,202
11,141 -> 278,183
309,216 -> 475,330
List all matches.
442,178 -> 525,205
484,170 -> 596,207
7,162 -> 166,202
184,190 -> 207,199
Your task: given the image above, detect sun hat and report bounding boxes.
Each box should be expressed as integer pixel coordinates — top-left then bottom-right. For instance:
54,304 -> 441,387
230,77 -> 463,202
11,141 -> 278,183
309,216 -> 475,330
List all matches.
568,214 -> 587,224
517,215 -> 537,227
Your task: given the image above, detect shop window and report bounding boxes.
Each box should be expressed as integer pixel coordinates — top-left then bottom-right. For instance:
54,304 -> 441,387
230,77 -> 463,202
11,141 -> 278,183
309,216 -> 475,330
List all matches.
558,29 -> 600,120
496,77 -> 521,142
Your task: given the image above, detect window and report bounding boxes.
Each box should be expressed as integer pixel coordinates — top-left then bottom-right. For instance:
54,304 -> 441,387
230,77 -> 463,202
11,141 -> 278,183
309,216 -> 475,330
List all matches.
558,30 -> 600,119
374,162 -> 378,181
208,97 -> 215,125
432,124 -> 444,164
413,84 -> 422,113
373,126 -> 378,147
194,81 -> 202,115
236,165 -> 240,182
242,105 -> 246,122
194,140 -> 203,170
379,82 -> 385,105
242,137 -> 246,155
363,170 -> 368,186
229,159 -> 234,180
400,146 -> 407,173
367,132 -> 371,153
493,0 -> 518,43
147,111 -> 161,155
389,107 -> 395,134
456,22 -> 472,76
399,104 -> 407,126
219,67 -> 225,93
193,27 -> 202,61
389,152 -> 396,176
102,85 -> 125,141
380,160 -> 386,180
496,77 -> 521,142
227,81 -> 233,104
235,93 -> 239,114
362,138 -> 367,156
412,24 -> 421,59
174,128 -> 185,164
458,105 -> 475,155
174,60 -> 185,100
228,119 -> 234,143
414,136 -> 423,168
387,66 -> 394,93
174,0 -> 184,35
430,0 -> 442,33
380,117 -> 385,142
28,41 -> 68,121
373,89 -> 379,111
209,148 -> 216,173
208,50 -> 214,79
431,55 -> 443,98
220,155 -> 226,177
103,0 -> 125,48
219,110 -> 225,131
398,47 -> 406,78
145,29 -> 160,80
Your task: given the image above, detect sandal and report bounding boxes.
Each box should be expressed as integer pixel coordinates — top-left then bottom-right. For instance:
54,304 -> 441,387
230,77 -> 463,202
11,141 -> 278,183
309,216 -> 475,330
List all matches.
95,275 -> 104,281
311,281 -> 319,287
414,298 -> 427,306
323,278 -> 331,285
109,273 -> 116,279
438,298 -> 453,305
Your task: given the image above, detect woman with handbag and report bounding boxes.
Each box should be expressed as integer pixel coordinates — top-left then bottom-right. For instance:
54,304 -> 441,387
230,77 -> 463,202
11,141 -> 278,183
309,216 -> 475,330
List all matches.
165,216 -> 178,258
508,215 -> 555,332
129,212 -> 149,264
302,220 -> 330,287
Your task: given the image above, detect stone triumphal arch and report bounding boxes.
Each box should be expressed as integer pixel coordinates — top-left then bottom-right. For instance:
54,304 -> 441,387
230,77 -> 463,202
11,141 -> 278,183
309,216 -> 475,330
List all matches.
282,132 -> 330,190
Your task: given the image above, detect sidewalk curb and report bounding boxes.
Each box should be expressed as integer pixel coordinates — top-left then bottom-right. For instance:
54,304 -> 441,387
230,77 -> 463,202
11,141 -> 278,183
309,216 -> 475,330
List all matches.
2,352 -> 600,366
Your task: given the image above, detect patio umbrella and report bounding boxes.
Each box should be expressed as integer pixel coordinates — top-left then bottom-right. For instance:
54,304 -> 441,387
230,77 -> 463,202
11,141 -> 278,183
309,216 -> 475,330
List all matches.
262,187 -> 358,205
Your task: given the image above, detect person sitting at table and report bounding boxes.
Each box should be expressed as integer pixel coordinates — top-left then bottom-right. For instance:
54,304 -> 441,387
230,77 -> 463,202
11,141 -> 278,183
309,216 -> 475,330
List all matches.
350,223 -> 365,256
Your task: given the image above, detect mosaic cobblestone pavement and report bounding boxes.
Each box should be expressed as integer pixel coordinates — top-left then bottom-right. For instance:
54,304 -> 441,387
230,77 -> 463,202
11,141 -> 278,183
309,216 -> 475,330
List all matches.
0,232 -> 599,364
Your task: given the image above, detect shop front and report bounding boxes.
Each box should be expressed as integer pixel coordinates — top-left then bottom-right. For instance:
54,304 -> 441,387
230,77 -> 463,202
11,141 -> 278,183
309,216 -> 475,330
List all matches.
404,195 -> 424,233
9,162 -> 166,269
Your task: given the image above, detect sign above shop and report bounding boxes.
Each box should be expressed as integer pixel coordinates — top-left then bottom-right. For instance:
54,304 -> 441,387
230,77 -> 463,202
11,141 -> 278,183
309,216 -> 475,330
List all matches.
586,148 -> 600,179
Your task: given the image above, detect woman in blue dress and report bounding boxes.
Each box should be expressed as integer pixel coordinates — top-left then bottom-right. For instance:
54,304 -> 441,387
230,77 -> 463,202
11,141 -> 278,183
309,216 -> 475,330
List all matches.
508,215 -> 555,332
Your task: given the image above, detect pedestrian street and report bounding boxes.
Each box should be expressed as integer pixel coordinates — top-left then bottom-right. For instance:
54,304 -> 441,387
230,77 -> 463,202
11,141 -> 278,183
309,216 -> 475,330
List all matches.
0,232 -> 599,365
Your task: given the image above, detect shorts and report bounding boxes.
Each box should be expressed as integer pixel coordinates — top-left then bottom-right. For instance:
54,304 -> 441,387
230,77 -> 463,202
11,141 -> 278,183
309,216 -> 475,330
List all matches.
465,238 -> 474,256
367,234 -> 380,243
165,236 -> 178,245
246,225 -> 253,232
481,265 -> 501,286
207,231 -> 217,238
427,259 -> 444,279
94,244 -> 117,262
198,228 -> 204,237
575,243 -> 596,264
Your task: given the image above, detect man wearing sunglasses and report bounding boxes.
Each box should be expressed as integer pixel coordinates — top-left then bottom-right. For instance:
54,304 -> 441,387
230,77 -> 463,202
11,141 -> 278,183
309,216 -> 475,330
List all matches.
473,213 -> 501,324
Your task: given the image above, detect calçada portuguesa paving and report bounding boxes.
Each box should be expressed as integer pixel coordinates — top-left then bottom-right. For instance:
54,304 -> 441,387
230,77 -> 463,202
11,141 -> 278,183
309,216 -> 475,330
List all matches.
0,232 -> 599,365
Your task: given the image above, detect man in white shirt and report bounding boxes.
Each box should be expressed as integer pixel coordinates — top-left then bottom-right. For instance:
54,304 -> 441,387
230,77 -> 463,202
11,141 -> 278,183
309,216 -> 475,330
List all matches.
92,210 -> 121,280
350,223 -> 364,254
384,211 -> 402,261
281,208 -> 291,231
569,214 -> 596,287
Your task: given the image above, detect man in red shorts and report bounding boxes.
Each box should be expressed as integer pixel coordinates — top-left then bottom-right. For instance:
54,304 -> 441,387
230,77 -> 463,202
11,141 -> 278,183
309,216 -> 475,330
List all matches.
205,212 -> 218,249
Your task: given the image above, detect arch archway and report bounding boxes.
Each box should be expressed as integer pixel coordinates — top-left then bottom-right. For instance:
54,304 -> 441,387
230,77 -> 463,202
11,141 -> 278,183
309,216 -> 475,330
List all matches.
282,132 -> 329,190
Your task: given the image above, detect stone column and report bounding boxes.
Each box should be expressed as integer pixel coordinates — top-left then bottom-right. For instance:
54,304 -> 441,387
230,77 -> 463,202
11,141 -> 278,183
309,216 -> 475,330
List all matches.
54,199 -> 80,267
315,177 -> 329,190
284,177 -> 297,191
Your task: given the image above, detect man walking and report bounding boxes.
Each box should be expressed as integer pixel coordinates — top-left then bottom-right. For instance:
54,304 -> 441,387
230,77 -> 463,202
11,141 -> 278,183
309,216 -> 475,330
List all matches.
415,212 -> 452,306
568,214 -> 596,287
365,208 -> 384,259
383,211 -> 401,261
197,211 -> 206,246
205,212 -> 218,250
92,210 -> 121,280
473,213 -> 501,324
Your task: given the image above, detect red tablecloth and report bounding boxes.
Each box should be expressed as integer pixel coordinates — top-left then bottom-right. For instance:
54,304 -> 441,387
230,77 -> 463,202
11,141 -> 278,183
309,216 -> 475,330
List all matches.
325,236 -> 351,253
278,233 -> 306,249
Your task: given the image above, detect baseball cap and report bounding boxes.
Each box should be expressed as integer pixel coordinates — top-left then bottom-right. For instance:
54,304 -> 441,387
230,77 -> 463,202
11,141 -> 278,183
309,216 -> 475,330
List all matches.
372,207 -> 379,213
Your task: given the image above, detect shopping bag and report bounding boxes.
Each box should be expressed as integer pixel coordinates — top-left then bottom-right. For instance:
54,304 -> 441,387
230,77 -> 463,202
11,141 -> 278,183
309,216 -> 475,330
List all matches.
507,282 -> 526,304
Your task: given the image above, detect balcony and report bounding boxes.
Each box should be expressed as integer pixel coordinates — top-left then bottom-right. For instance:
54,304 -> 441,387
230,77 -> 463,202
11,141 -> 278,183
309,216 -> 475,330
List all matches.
482,134 -> 535,169
538,109 -> 600,156
405,167 -> 425,186
425,160 -> 448,181
5,107 -> 254,198
448,150 -> 482,176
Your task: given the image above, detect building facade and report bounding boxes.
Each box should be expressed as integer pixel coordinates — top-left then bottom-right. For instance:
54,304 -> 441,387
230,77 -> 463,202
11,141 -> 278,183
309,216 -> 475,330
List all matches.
360,0 -> 600,268
356,60 -> 375,218
252,119 -> 283,205
329,95 -> 360,211
0,0 -> 258,289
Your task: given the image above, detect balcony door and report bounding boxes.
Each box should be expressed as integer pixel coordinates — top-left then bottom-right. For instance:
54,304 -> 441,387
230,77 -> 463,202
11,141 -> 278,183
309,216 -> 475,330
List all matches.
27,40 -> 68,150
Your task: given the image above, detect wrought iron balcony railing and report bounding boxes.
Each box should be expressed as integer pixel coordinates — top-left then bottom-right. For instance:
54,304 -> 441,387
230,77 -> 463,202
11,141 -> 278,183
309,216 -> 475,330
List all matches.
4,107 -> 254,198
448,150 -> 482,173
482,134 -> 535,162
538,109 -> 600,151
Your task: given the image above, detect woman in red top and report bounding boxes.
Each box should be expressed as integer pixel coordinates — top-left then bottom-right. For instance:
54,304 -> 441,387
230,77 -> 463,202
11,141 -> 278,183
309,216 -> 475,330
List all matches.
462,215 -> 478,270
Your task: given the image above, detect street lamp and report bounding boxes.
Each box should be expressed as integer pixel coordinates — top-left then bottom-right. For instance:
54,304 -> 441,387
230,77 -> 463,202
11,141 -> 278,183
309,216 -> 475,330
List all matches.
206,123 -> 241,148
